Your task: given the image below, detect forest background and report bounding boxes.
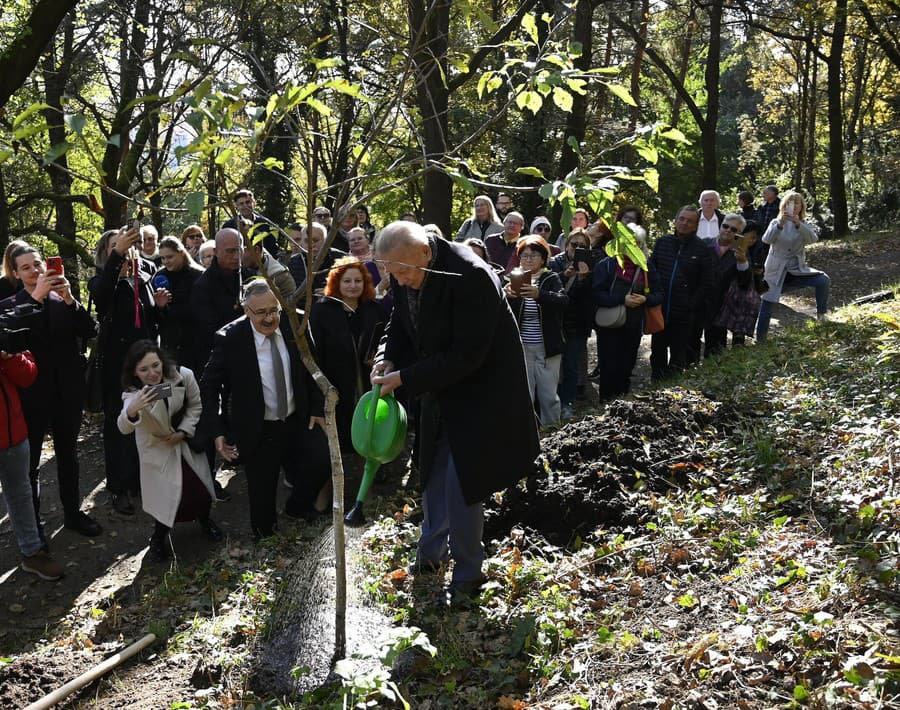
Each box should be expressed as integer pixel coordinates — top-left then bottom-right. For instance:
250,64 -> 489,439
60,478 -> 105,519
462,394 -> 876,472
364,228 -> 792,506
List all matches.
0,0 -> 898,287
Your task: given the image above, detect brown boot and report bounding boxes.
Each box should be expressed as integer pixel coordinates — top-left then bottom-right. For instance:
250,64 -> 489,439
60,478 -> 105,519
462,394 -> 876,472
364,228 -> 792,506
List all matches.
21,551 -> 64,581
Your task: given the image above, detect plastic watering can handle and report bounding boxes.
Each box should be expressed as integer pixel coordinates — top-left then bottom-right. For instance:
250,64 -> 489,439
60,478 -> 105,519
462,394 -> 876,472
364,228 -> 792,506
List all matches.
366,383 -> 381,446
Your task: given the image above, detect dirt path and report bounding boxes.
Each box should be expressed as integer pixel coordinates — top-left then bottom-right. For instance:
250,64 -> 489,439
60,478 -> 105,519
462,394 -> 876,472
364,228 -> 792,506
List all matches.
0,231 -> 897,707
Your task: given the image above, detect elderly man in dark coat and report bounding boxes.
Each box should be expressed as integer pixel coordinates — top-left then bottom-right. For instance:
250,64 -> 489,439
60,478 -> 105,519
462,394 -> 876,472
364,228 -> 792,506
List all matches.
371,220 -> 539,603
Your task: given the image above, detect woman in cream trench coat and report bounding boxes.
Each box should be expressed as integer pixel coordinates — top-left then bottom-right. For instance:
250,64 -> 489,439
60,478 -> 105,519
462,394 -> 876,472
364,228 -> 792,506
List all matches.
118,340 -> 222,560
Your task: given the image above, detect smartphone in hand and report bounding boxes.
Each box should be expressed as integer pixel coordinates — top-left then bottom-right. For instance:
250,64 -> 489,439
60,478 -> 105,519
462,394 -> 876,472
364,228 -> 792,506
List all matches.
147,382 -> 172,401
46,256 -> 64,276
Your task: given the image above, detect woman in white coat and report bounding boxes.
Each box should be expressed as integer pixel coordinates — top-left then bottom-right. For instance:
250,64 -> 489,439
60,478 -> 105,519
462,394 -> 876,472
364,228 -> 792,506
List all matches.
756,190 -> 831,341
118,340 -> 222,561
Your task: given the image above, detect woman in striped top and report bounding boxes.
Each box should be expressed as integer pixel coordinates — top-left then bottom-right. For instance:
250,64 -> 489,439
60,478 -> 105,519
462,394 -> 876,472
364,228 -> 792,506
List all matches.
504,236 -> 569,426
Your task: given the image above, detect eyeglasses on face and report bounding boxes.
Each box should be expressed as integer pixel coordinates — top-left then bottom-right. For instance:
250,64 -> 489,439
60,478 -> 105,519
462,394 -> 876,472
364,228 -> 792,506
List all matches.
721,224 -> 740,233
534,225 -> 551,232
519,252 -> 542,260
247,305 -> 281,318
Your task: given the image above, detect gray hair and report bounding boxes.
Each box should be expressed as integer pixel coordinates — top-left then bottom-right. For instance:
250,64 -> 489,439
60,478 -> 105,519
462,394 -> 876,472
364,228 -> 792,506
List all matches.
302,222 -> 327,241
140,224 -> 159,239
374,220 -> 428,255
722,213 -> 746,230
503,211 -> 525,225
241,279 -> 273,304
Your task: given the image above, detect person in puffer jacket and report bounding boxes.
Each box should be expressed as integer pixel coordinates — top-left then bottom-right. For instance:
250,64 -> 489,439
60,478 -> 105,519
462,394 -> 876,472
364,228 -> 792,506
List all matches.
647,206 -> 717,380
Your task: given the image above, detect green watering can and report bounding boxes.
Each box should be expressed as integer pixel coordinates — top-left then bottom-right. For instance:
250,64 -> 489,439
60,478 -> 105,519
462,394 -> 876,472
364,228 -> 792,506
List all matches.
344,383 -> 408,527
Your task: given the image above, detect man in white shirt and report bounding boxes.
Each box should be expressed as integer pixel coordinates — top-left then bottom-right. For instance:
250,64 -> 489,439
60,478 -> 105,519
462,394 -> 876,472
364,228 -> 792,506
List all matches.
199,280 -> 330,538
697,190 -> 724,240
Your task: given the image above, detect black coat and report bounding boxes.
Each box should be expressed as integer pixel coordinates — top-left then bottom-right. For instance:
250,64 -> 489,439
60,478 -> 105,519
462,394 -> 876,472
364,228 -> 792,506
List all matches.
189,258 -> 246,374
310,298 -> 385,448
381,239 -> 540,505
507,269 -> 569,357
647,233 -> 717,324
548,253 -> 596,338
198,316 -> 323,455
702,238 -> 753,319
0,290 -> 96,408
157,264 -> 204,371
592,258 -> 664,328
88,250 -> 160,391
288,248 -> 346,295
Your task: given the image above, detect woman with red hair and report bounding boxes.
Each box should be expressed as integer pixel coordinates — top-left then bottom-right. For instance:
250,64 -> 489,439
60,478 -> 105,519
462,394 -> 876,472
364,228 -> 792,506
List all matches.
310,257 -> 386,450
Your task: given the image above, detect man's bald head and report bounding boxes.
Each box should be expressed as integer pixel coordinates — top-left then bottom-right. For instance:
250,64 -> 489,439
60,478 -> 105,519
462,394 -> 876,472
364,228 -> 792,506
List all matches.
214,228 -> 243,272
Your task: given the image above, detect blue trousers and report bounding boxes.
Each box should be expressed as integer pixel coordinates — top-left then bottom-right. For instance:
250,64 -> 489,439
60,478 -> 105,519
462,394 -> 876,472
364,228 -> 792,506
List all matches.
0,440 -> 42,557
418,438 -> 484,583
757,272 -> 831,340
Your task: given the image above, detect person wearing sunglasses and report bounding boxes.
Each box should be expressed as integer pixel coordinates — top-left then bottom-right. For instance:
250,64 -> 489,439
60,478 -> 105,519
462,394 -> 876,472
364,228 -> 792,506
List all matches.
548,229 -> 595,419
702,213 -> 753,357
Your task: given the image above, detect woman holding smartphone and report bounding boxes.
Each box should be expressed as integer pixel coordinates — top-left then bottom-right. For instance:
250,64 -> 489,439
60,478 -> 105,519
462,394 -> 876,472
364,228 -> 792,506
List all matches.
118,340 -> 221,561
756,191 -> 830,341
89,225 -> 168,515
1,244 -> 102,543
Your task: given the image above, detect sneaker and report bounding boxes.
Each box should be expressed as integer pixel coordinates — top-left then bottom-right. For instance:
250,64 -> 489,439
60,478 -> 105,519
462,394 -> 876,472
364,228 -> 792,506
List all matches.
213,480 -> 231,502
64,511 -> 103,537
21,551 -> 64,581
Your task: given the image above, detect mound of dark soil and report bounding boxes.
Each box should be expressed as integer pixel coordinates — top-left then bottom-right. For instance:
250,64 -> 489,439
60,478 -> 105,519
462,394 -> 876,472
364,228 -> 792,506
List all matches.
485,389 -> 735,546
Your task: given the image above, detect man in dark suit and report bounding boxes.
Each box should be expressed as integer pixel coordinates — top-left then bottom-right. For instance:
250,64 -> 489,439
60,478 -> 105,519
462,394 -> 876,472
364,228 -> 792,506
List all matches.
371,221 -> 540,604
199,280 -> 330,538
223,189 -> 279,256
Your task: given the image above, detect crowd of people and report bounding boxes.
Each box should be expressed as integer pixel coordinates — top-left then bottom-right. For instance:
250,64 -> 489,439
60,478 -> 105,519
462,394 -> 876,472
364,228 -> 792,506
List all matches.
0,185 -> 830,597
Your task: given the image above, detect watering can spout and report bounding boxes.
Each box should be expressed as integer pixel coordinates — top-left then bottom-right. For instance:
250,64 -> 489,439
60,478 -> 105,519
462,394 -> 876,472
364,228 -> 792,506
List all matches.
346,383 -> 408,528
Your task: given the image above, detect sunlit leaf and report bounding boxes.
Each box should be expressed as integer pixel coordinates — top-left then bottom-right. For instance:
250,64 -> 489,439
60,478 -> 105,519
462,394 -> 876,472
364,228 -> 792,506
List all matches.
13,103 -> 51,129
64,113 -> 86,135
186,191 -> 206,217
602,82 -> 637,106
521,13 -> 539,44
516,166 -> 547,179
552,87 -> 573,112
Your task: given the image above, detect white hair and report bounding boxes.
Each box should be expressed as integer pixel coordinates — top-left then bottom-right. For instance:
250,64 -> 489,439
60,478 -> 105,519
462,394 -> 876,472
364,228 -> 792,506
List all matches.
374,220 -> 428,255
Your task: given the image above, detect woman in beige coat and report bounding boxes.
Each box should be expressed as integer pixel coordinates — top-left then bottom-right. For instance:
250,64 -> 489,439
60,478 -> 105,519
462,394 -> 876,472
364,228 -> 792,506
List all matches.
118,340 -> 222,561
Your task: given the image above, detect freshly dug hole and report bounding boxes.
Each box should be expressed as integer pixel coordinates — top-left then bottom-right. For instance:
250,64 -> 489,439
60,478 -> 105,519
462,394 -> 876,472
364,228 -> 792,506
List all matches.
485,388 -> 738,546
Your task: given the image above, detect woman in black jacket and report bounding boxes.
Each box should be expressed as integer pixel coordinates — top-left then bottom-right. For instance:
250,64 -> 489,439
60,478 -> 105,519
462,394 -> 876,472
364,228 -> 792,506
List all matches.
505,236 -> 568,426
592,227 -> 663,399
548,229 -> 595,420
88,226 -> 165,515
310,257 -> 385,451
156,236 -> 204,371
2,243 -> 101,541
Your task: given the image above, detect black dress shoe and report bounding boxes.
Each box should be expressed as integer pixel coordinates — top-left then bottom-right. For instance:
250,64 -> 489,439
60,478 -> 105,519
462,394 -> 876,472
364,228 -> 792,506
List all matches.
64,511 -> 103,537
110,492 -> 135,516
199,518 -> 224,542
147,533 -> 170,562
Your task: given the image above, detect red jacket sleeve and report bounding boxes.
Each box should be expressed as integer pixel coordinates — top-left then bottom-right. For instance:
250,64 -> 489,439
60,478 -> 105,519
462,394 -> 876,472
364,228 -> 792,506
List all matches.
0,351 -> 38,389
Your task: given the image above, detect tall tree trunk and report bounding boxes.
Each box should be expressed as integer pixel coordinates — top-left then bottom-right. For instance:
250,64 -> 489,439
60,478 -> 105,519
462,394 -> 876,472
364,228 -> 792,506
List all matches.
628,0 -> 649,134
100,0 -> 151,229
700,0 -> 722,188
0,171 -> 8,251
409,0 -> 453,236
826,0 -> 849,237
794,39 -> 810,189
557,0 -> 594,178
671,5 -> 696,129
0,0 -> 78,107
803,27 -> 818,194
41,17 -> 80,296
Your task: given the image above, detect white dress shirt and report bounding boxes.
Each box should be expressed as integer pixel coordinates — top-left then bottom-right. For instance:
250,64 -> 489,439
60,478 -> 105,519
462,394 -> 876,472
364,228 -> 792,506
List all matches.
697,212 -> 719,240
251,324 -> 296,420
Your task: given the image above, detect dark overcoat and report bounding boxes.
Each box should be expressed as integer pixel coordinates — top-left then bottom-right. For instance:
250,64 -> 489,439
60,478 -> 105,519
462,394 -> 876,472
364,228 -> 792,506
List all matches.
382,239 -> 539,505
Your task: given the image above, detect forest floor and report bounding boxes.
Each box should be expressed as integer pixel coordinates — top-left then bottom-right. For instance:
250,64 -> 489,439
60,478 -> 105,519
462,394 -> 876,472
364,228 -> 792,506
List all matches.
0,230 -> 897,709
